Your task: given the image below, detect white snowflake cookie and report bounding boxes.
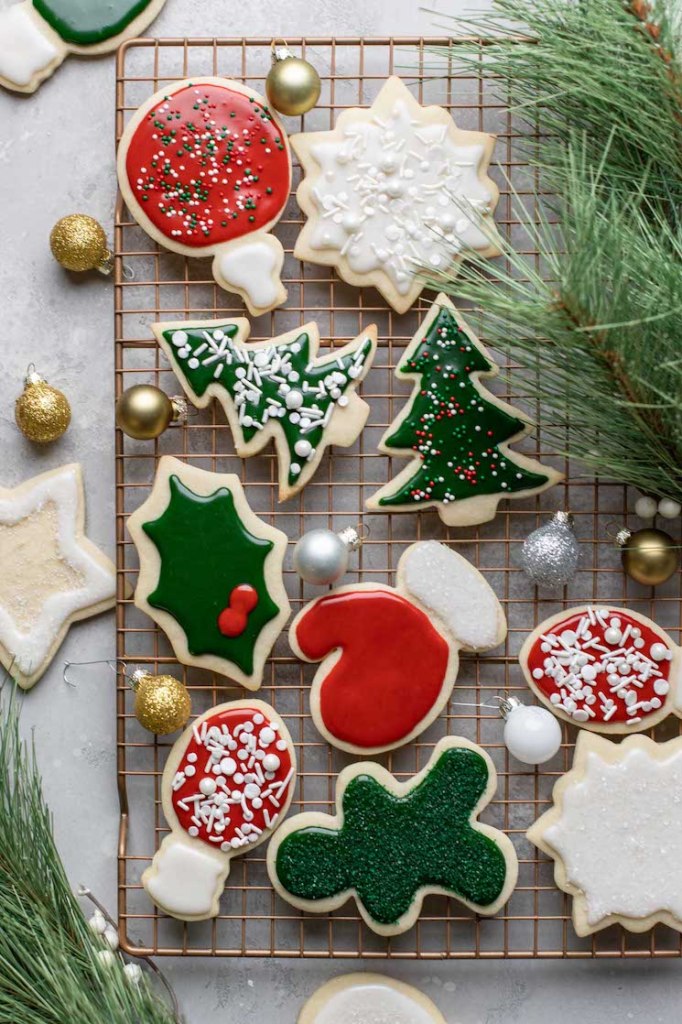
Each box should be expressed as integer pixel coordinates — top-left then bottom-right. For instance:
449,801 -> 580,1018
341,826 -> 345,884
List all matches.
529,732 -> 682,936
292,76 -> 500,313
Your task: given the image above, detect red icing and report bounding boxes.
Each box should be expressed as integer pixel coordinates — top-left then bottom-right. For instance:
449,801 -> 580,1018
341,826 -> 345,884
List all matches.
525,608 -> 674,726
125,82 -> 291,248
172,706 -> 294,851
295,588 -> 451,749
218,584 -> 259,637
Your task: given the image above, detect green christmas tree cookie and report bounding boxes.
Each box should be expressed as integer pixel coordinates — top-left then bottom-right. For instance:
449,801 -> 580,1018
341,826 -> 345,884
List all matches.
127,457 -> 290,690
367,293 -> 562,527
153,317 -> 378,502
267,736 -> 518,935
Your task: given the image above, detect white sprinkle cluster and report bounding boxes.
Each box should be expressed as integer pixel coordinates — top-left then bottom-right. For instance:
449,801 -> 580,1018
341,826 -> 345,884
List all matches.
532,607 -> 672,725
172,710 -> 293,850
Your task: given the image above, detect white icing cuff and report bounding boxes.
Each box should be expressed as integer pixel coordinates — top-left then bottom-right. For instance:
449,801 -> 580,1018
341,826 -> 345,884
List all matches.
143,837 -> 225,919
0,3 -> 60,89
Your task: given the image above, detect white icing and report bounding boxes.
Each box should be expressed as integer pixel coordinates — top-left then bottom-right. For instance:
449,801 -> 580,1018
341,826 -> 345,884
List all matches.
0,3 -> 60,87
144,837 -> 225,918
309,982 -> 439,1024
304,83 -> 493,295
0,465 -> 116,678
545,746 -> 682,926
400,540 -> 504,650
215,239 -> 282,311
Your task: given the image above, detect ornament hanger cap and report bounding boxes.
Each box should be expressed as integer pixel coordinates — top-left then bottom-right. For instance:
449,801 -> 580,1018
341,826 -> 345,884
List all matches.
271,40 -> 293,63
615,527 -> 632,547
553,510 -> 573,527
495,694 -> 523,720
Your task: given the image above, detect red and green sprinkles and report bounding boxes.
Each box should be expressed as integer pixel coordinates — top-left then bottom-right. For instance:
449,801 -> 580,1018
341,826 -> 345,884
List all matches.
124,82 -> 290,249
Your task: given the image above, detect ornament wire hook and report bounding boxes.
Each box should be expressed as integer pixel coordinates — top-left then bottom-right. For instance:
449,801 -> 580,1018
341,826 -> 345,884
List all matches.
63,658 -> 130,687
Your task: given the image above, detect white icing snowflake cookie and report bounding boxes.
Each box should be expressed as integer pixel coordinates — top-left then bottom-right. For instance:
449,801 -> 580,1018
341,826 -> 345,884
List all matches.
298,974 -> 446,1024
143,699 -> 296,921
0,464 -> 116,689
529,732 -> 682,936
0,0 -> 166,95
292,76 -> 500,313
152,318 -> 377,501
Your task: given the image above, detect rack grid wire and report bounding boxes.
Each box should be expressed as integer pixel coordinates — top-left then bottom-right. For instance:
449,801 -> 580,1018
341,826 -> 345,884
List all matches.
114,36 -> 682,959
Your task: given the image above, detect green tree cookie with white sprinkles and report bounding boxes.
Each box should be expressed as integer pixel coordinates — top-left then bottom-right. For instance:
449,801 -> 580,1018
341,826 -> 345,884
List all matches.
153,317 -> 378,502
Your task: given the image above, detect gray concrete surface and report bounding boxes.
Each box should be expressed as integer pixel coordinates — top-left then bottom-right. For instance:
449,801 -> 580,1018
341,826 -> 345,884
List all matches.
0,0 -> 680,1020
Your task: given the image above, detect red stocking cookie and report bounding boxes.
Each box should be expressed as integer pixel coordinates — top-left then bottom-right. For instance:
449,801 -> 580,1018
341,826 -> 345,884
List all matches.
142,700 -> 296,921
520,605 -> 682,732
290,540 -> 506,754
117,77 -> 291,316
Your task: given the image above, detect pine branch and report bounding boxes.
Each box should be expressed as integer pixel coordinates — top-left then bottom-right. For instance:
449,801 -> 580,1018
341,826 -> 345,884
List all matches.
0,686 -> 180,1024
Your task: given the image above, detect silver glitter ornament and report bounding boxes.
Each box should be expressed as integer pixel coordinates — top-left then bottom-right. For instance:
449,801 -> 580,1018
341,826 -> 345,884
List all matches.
293,526 -> 364,586
521,511 -> 579,589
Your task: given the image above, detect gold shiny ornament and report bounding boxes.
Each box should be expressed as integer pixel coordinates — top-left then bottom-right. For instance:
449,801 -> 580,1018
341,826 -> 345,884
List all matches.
266,43 -> 321,116
616,526 -> 680,586
15,370 -> 71,443
115,385 -> 186,440
132,671 -> 192,735
49,214 -> 113,275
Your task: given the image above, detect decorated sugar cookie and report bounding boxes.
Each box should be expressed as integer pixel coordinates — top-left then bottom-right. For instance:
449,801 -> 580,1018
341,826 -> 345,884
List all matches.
0,464 -> 116,690
298,974 -> 446,1024
268,735 -> 518,936
153,317 -> 377,502
117,77 -> 292,316
292,76 -> 500,314
367,294 -> 562,526
529,732 -> 682,936
143,699 -> 296,921
0,0 -> 166,94
127,457 -> 290,689
520,605 -> 682,733
290,539 -> 506,754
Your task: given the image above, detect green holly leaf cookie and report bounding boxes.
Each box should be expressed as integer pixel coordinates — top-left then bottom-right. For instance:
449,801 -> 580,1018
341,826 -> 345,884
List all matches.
153,317 -> 378,501
34,0 -> 160,46
267,736 -> 518,935
127,457 -> 290,690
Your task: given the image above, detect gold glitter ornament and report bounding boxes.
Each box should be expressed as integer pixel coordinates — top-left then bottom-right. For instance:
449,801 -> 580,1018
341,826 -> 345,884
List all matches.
49,214 -> 113,274
15,370 -> 71,443
115,385 -> 186,440
616,526 -> 680,586
132,671 -> 192,735
266,43 -> 321,116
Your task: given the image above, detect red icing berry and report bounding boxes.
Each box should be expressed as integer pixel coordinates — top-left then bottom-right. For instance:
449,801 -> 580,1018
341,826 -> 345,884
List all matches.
218,584 -> 259,638
124,81 -> 290,248
295,588 -> 451,749
171,706 -> 295,850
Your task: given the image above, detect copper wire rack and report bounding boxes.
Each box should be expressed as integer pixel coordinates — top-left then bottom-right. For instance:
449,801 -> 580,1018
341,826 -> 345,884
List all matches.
114,36 -> 682,959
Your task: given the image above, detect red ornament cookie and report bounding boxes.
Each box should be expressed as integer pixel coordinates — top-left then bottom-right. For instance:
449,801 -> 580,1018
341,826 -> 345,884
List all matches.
520,605 -> 682,733
290,540 -> 506,754
117,77 -> 292,316
142,700 -> 296,921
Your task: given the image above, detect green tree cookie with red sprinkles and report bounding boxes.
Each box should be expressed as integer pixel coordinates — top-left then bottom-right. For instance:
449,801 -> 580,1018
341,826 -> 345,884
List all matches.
117,76 -> 292,316
367,293 -> 562,527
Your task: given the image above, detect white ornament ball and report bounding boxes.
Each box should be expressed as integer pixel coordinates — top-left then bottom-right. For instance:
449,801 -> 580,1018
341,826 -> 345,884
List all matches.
504,703 -> 563,765
293,528 -> 349,586
635,495 -> 658,519
658,498 -> 682,520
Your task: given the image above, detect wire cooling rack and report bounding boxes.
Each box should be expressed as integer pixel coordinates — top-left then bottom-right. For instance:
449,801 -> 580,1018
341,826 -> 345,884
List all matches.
114,37 -> 682,959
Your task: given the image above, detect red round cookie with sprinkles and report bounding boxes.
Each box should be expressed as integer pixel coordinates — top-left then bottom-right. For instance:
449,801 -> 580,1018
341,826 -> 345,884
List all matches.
171,703 -> 295,853
520,605 -> 681,734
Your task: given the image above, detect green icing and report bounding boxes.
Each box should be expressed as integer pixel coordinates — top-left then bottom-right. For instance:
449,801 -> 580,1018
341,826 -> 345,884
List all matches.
275,745 -> 510,926
378,305 -> 550,508
142,475 -> 280,677
34,0 -> 155,46
162,324 -> 374,487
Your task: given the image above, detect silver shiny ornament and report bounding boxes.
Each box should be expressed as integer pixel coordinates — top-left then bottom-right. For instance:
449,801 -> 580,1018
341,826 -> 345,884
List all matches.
521,511 -> 579,589
293,526 -> 364,586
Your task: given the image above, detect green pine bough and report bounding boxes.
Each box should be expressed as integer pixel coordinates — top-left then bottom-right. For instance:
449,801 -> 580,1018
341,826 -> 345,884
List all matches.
424,0 -> 682,504
0,690 -> 179,1024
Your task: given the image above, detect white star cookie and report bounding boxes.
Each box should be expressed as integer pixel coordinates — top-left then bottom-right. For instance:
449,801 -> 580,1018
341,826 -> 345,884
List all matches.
298,974 -> 446,1024
529,732 -> 682,936
292,76 -> 499,313
0,464 -> 116,689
